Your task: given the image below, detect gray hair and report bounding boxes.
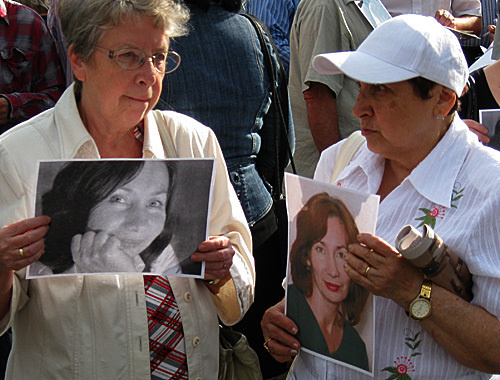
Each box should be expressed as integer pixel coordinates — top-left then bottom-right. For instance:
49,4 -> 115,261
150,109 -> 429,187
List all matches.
58,0 -> 190,62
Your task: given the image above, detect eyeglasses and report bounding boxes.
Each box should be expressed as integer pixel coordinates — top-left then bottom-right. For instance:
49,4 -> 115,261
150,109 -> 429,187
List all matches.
95,46 -> 181,74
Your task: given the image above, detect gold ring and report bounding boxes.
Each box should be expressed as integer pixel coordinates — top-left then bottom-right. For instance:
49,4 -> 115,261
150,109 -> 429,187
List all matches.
19,248 -> 24,258
263,338 -> 272,352
364,266 -> 371,276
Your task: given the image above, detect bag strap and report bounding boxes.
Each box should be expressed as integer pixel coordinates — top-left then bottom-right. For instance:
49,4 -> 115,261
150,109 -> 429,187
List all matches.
153,110 -> 178,157
330,131 -> 365,184
242,13 -> 296,201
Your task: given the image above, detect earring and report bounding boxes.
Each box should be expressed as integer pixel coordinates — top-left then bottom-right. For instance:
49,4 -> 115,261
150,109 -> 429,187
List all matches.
436,114 -> 444,120
306,265 -> 311,272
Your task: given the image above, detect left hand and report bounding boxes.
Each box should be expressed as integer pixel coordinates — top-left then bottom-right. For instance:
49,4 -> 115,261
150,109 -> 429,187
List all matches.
435,9 -> 456,28
344,233 -> 423,309
191,236 -> 234,283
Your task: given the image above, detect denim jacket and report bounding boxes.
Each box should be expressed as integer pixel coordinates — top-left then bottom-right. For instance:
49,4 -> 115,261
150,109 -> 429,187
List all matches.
157,4 -> 293,226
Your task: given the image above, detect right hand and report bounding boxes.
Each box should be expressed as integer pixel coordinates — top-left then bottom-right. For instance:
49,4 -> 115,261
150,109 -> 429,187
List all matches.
463,119 -> 491,144
435,9 -> 455,28
71,231 -> 145,273
261,299 -> 301,363
488,24 -> 496,42
0,216 -> 50,272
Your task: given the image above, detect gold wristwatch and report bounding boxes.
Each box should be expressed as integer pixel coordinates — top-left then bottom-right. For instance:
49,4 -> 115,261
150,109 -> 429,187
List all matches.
409,279 -> 432,321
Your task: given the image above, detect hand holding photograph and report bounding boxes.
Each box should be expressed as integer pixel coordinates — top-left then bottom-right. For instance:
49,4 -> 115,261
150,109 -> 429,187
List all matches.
28,159 -> 214,278
285,173 -> 379,376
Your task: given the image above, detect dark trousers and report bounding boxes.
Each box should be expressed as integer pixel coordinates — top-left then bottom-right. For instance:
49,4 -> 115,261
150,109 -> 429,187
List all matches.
0,331 -> 10,380
234,220 -> 289,379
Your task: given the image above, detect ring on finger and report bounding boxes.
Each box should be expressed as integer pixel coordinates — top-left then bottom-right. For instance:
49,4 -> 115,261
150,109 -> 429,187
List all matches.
263,338 -> 272,352
364,265 -> 371,276
222,262 -> 227,269
18,248 -> 24,258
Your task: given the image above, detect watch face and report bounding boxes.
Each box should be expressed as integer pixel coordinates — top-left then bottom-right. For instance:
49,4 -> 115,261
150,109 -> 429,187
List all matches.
411,299 -> 431,319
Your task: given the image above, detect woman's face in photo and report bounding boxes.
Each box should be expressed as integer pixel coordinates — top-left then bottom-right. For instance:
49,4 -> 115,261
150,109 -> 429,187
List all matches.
307,216 -> 351,305
86,163 -> 169,258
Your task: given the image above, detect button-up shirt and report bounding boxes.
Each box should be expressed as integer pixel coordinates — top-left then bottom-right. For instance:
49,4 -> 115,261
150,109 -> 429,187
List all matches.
0,85 -> 254,379
288,117 -> 500,379
381,0 -> 481,17
0,0 -> 64,133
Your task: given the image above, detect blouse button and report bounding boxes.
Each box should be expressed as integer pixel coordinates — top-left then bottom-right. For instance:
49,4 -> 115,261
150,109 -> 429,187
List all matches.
183,291 -> 192,302
192,336 -> 201,347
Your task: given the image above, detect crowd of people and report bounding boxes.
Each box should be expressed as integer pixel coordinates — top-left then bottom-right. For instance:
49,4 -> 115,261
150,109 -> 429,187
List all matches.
0,0 -> 500,379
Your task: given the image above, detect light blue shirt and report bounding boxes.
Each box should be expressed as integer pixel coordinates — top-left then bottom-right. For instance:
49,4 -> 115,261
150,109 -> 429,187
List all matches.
246,0 -> 301,75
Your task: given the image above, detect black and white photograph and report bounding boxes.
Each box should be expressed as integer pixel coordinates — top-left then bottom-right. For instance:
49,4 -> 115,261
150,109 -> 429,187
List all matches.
285,173 -> 379,376
28,159 -> 214,278
479,109 -> 500,138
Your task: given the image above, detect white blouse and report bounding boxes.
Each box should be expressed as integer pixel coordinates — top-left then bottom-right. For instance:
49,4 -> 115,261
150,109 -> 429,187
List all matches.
290,117 -> 500,380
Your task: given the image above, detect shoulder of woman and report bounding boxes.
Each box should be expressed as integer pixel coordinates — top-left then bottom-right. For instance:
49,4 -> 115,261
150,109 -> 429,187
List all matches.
152,110 -> 214,139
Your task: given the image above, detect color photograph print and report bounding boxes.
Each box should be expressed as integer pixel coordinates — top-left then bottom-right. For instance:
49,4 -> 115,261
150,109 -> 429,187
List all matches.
28,159 -> 214,279
285,173 -> 379,376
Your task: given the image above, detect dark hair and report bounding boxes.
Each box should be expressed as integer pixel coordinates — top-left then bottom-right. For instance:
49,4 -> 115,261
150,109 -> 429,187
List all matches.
183,0 -> 242,12
40,160 -> 175,273
408,77 -> 459,115
290,193 -> 369,325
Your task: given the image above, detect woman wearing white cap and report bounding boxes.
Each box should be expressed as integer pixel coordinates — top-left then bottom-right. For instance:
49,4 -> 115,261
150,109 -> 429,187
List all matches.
262,14 -> 500,379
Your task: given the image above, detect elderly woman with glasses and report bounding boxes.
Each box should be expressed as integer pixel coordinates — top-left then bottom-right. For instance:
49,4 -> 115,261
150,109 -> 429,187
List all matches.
0,0 -> 254,379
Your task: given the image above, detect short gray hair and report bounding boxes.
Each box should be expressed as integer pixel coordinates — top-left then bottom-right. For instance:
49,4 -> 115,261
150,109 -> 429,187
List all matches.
58,0 -> 190,62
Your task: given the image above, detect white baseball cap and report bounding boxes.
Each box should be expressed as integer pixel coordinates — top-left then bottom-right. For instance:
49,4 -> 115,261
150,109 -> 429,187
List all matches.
313,14 -> 468,95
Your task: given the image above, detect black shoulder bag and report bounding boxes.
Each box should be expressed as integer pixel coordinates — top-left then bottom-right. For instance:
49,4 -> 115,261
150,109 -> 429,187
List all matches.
241,13 -> 296,255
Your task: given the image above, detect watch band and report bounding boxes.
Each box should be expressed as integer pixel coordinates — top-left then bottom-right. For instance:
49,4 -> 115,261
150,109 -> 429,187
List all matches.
408,279 -> 433,321
419,279 -> 432,300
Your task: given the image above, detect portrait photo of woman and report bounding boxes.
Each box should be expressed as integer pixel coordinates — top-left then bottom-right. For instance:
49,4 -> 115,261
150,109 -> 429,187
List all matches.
29,159 -> 212,277
286,191 -> 374,373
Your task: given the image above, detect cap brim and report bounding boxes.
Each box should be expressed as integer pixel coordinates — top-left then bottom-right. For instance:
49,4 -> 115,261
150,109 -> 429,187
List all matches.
313,51 -> 419,84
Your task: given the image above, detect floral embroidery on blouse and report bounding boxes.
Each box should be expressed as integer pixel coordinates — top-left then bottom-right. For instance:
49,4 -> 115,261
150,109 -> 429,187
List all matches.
415,205 -> 445,228
415,182 -> 465,228
382,330 -> 421,380
451,182 -> 465,208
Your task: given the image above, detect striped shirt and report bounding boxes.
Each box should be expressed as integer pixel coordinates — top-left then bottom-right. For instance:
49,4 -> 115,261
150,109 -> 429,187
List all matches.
245,0 -> 301,74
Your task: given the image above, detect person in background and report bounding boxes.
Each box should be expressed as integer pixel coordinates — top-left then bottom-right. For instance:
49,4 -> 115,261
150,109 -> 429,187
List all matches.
15,0 -> 49,18
380,0 -> 483,64
460,59 -> 500,149
262,15 -> 500,379
156,0 -> 292,377
245,0 -> 300,76
0,0 -> 254,378
0,0 -> 64,134
47,0 -> 73,87
461,0 -> 498,64
288,0 -> 376,178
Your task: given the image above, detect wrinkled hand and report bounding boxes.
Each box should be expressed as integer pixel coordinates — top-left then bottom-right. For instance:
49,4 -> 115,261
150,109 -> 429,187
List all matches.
345,233 -> 423,309
435,9 -> 456,28
0,216 -> 50,272
0,97 -> 10,125
191,236 -> 234,282
463,119 -> 491,144
71,231 -> 145,273
261,299 -> 300,363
